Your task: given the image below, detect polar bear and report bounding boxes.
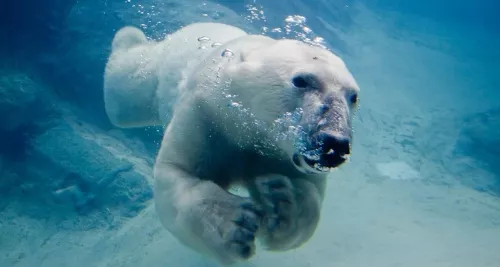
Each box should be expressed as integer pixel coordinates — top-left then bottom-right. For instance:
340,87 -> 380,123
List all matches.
104,22 -> 360,265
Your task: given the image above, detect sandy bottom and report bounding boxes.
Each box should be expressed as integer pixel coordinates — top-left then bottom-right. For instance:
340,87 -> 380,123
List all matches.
2,157 -> 499,267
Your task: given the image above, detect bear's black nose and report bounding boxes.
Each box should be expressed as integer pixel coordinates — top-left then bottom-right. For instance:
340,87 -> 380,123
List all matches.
302,132 -> 351,169
300,132 -> 352,170
319,132 -> 351,157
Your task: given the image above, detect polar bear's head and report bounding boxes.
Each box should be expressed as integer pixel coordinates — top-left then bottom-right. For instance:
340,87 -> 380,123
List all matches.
223,38 -> 360,174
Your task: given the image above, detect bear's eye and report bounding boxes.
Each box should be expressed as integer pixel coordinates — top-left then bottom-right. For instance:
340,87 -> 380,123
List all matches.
291,76 -> 309,88
350,94 -> 358,104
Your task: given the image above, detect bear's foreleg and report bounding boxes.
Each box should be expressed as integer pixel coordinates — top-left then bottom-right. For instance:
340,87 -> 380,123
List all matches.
249,175 -> 325,251
154,165 -> 263,265
153,108 -> 264,265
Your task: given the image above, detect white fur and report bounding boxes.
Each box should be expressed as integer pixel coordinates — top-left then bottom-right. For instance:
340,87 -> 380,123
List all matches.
104,23 -> 247,127
104,22 -> 360,265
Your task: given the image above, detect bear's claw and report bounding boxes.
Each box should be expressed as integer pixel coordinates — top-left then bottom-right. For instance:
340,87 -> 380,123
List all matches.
233,202 -> 262,232
219,199 -> 263,261
254,175 -> 297,235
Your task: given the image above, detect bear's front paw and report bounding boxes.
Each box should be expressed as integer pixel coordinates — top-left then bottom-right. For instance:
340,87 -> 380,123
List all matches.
190,194 -> 264,265
221,200 -> 263,260
253,175 -> 299,250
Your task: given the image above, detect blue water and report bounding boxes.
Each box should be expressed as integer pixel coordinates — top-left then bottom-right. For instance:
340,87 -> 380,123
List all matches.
0,0 -> 499,266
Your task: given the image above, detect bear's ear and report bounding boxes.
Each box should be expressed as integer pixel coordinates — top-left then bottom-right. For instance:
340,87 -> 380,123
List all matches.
239,46 -> 265,63
239,48 -> 259,63
225,58 -> 260,78
240,50 -> 250,62
238,36 -> 276,63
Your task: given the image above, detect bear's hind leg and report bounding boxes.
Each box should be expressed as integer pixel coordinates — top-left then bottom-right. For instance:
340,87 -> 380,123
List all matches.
104,26 -> 162,128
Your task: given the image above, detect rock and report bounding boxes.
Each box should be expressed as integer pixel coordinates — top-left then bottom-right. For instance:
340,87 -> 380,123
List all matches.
459,107 -> 500,169
452,107 -> 500,193
376,161 -> 420,180
0,70 -> 52,131
34,112 -> 154,216
2,108 -> 155,226
0,69 -> 60,162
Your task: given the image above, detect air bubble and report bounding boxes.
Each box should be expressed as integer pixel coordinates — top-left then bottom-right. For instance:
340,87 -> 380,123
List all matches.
211,42 -> 222,47
303,148 -> 322,161
230,102 -> 242,108
285,15 -> 306,24
197,36 -> 211,42
221,48 -> 235,58
197,36 -> 211,49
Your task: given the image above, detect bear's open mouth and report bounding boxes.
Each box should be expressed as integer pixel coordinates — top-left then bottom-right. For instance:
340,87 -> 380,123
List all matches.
292,151 -> 349,174
305,152 -> 347,169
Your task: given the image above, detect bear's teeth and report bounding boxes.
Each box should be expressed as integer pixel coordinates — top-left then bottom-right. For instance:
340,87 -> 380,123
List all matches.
326,149 -> 335,155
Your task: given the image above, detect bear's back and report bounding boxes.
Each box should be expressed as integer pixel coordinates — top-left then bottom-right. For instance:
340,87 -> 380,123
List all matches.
104,23 -> 248,128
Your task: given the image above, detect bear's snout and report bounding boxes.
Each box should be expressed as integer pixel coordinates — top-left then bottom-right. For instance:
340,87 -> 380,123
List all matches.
306,131 -> 350,168
292,130 -> 351,174
317,132 -> 351,158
